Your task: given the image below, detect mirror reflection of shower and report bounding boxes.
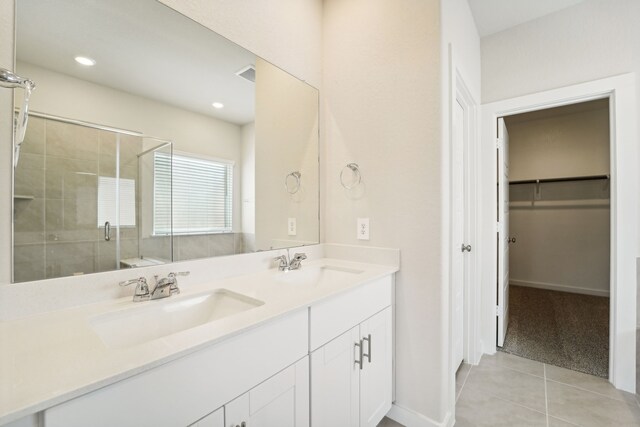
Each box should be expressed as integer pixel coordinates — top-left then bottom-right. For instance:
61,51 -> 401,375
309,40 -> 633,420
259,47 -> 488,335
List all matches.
12,112 -> 173,282
0,67 -> 36,168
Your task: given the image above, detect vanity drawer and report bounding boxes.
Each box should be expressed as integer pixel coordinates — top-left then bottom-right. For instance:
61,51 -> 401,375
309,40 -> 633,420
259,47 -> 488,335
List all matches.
44,308 -> 308,427
309,275 -> 392,351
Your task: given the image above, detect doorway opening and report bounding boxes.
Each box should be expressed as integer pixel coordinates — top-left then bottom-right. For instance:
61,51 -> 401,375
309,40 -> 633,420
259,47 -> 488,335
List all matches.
496,99 -> 611,377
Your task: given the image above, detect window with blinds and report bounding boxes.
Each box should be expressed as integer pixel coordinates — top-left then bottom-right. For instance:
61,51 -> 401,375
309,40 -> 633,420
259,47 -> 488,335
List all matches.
153,151 -> 233,235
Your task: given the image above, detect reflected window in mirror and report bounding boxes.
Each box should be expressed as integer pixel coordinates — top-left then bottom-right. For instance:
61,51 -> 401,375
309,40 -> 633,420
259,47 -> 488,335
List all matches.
154,152 -> 234,236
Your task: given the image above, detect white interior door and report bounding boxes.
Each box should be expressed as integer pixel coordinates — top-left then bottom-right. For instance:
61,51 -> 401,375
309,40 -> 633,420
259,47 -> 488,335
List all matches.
497,117 -> 510,347
452,100 -> 466,368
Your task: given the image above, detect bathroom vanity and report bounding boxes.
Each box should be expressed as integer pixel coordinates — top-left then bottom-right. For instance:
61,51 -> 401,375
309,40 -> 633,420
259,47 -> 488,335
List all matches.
1,1 -> 397,425
0,254 -> 397,427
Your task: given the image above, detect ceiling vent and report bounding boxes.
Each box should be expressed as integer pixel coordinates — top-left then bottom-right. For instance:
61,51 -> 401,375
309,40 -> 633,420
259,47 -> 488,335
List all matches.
235,65 -> 256,83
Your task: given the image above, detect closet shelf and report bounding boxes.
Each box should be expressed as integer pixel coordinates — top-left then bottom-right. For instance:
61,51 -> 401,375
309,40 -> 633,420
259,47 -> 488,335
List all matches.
509,174 -> 609,185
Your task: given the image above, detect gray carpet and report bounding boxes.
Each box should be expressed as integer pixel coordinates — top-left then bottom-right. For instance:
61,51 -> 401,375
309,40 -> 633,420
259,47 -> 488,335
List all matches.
500,285 -> 609,378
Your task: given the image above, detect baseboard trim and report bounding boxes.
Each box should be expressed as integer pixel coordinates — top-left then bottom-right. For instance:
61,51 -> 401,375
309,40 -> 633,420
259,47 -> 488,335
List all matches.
387,403 -> 452,427
510,279 -> 610,297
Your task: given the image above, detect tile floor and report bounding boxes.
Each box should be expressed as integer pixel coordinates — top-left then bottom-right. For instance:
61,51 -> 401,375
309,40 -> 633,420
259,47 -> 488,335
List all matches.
377,352 -> 640,427
455,352 -> 640,427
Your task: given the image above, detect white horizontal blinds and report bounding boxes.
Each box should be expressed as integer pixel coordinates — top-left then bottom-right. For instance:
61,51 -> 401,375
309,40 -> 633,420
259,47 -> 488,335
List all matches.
154,151 -> 233,235
153,152 -> 172,235
97,177 -> 136,227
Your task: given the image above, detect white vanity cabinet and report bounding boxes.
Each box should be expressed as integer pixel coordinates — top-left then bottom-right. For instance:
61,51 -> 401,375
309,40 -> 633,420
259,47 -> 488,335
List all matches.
189,407 -> 224,427
310,276 -> 393,427
43,309 -> 308,427
190,357 -> 309,427
225,357 -> 309,427
17,272 -> 396,427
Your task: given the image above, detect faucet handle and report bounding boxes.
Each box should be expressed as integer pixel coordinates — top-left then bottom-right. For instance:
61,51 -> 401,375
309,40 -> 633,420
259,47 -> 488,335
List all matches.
168,271 -> 190,278
273,255 -> 289,270
119,277 -> 150,302
119,277 -> 147,287
292,253 -> 307,261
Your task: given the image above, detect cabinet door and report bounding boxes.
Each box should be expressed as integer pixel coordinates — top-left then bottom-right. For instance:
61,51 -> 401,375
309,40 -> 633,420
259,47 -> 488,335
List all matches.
225,357 -> 309,427
359,307 -> 393,427
311,325 -> 360,427
189,407 -> 224,427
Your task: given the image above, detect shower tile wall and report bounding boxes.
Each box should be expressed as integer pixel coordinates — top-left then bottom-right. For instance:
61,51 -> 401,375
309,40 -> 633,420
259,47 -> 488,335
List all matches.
140,232 -> 252,262
13,117 -> 142,282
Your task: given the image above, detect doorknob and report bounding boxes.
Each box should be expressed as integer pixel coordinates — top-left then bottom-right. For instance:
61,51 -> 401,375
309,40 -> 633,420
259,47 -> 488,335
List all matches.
508,237 -> 516,244
461,244 -> 472,253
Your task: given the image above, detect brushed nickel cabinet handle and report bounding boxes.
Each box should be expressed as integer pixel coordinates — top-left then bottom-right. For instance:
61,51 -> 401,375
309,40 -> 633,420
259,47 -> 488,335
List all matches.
104,221 -> 111,241
362,334 -> 372,363
355,340 -> 364,370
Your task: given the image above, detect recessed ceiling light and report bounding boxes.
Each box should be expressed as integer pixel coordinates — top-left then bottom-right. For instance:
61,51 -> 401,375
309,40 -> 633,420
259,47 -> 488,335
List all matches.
212,102 -> 224,109
74,56 -> 96,66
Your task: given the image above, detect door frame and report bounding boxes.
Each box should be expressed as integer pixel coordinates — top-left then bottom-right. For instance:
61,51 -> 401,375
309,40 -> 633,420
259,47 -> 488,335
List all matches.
479,73 -> 637,393
446,45 -> 482,422
451,72 -> 480,367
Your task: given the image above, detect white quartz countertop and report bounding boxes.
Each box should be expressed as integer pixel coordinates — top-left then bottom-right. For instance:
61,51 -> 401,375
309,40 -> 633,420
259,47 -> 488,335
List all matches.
0,258 -> 397,425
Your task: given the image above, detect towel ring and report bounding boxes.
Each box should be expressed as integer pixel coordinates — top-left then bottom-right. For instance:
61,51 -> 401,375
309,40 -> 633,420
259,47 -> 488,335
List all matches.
340,163 -> 361,189
285,171 -> 301,194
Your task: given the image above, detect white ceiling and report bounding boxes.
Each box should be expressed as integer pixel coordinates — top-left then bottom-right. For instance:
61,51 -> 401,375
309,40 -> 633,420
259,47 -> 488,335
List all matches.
467,0 -> 586,37
17,0 -> 257,125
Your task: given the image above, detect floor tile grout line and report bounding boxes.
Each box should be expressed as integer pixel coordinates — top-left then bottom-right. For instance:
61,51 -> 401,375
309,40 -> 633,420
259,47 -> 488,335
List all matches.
491,352 -> 546,378
545,377 -> 634,403
483,390 -> 549,418
548,415 -> 583,427
481,361 -> 545,379
544,364 -> 549,427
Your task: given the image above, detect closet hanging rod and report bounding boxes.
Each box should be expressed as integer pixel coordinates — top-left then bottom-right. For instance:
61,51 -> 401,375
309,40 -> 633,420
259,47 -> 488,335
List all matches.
509,174 -> 609,185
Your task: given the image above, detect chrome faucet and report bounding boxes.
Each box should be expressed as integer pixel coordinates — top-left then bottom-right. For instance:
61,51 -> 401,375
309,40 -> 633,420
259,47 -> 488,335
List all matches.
274,250 -> 307,271
274,254 -> 289,271
150,271 -> 190,300
119,277 -> 151,302
289,253 -> 307,270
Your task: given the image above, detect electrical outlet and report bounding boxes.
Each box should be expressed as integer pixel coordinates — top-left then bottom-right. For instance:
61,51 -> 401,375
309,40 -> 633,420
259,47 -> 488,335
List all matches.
288,218 -> 297,236
357,218 -> 370,240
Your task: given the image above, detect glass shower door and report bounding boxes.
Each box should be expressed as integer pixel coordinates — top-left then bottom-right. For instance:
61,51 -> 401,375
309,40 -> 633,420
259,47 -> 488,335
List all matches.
136,137 -> 172,267
12,116 -> 121,281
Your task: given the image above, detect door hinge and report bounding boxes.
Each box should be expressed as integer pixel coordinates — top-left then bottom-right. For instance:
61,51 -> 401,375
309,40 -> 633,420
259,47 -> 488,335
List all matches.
496,138 -> 501,150
496,222 -> 501,232
496,305 -> 501,316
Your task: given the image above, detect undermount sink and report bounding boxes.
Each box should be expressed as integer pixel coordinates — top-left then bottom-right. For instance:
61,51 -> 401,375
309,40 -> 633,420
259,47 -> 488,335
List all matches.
90,289 -> 264,349
275,265 -> 363,287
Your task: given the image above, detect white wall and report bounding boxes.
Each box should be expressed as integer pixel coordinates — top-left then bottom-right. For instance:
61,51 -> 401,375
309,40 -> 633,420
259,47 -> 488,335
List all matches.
323,0 -> 446,423
15,61 -> 244,233
481,0 -> 640,104
480,0 -> 640,325
507,105 -> 610,296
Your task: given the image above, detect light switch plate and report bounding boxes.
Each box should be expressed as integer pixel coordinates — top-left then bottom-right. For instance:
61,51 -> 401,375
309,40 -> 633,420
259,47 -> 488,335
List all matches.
288,218 -> 297,236
357,218 -> 370,240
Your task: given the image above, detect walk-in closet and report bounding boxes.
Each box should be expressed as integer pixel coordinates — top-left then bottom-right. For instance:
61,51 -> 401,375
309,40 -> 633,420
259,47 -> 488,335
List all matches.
500,99 -> 611,377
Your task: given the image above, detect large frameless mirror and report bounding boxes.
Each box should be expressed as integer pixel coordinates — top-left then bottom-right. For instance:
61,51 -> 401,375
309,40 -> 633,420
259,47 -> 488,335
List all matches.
12,0 -> 319,283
